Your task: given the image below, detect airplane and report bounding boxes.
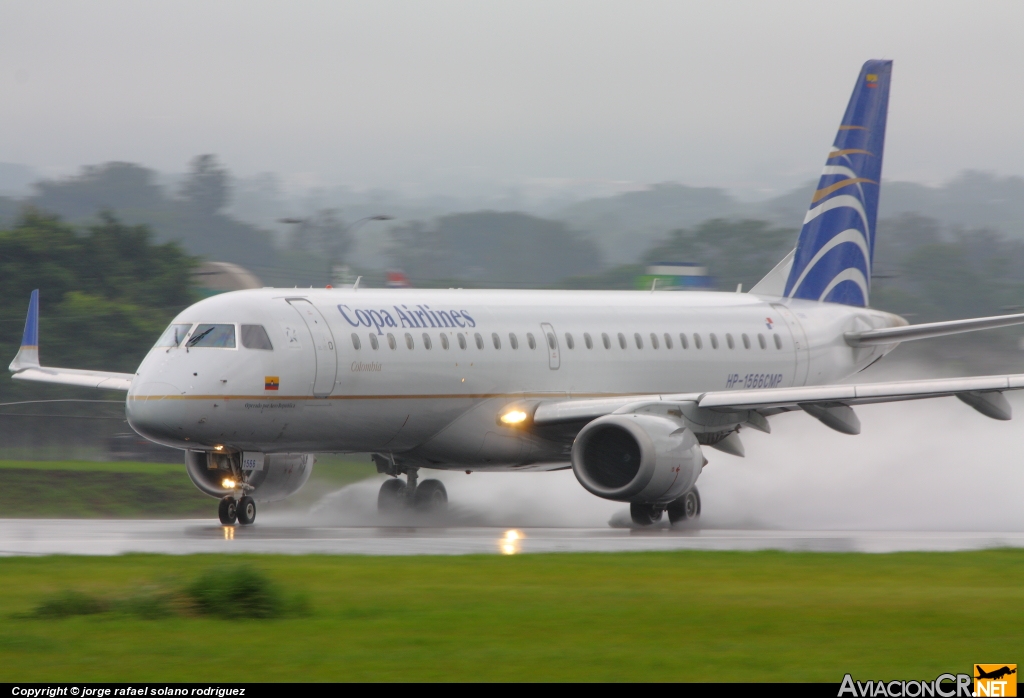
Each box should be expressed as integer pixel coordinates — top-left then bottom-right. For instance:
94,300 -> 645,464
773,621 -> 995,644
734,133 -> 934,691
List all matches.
11,59 -> 1024,527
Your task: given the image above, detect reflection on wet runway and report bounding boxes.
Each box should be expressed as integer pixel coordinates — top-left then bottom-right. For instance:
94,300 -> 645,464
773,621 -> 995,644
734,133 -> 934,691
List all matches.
2,518 -> 1024,556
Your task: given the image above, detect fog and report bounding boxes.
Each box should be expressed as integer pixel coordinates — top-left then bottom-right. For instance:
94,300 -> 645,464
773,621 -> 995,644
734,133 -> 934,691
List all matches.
275,393 -> 1024,532
2,1 -> 1024,198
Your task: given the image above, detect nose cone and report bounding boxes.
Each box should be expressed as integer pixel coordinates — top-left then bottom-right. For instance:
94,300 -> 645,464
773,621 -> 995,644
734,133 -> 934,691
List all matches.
127,378 -> 190,449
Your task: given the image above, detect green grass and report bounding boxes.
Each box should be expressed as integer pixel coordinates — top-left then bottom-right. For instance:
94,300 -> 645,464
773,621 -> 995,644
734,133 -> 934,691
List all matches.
0,457 -> 376,517
0,550 -> 1020,681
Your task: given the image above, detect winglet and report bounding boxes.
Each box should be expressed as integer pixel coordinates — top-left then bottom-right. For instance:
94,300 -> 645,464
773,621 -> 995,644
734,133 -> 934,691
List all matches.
9,289 -> 41,372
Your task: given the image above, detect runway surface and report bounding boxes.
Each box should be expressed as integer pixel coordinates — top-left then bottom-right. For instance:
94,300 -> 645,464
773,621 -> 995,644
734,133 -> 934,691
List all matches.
2,518 -> 1024,556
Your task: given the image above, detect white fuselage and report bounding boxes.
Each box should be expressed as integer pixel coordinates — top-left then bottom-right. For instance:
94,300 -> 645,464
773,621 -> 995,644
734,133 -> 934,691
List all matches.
126,288 -> 905,468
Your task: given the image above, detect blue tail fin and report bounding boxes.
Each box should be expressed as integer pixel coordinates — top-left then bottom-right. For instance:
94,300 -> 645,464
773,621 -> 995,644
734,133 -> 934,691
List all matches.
784,60 -> 892,307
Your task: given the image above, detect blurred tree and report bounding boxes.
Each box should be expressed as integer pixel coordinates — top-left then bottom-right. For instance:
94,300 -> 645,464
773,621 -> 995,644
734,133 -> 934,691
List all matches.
388,211 -> 602,286
288,209 -> 352,264
643,219 -> 796,291
0,210 -> 197,401
179,154 -> 229,216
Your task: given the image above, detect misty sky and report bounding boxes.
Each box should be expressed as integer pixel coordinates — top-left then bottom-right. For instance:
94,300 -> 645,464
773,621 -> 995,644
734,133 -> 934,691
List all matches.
2,1 -> 1022,198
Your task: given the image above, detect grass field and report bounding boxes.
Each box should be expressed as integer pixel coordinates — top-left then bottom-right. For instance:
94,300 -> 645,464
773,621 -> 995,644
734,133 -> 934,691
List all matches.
0,550 -> 1020,681
0,457 -> 377,517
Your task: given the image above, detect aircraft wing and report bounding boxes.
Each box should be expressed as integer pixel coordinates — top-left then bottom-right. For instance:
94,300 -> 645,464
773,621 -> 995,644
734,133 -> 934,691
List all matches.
8,290 -> 134,392
528,373 -> 1024,437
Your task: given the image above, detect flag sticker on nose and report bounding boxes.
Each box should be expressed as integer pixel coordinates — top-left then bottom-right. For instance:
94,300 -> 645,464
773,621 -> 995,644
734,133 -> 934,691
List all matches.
265,376 -> 279,391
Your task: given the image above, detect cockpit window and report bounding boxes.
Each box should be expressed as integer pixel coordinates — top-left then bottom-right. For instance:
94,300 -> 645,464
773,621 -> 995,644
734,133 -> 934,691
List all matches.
187,324 -> 236,348
155,323 -> 192,348
241,325 -> 273,350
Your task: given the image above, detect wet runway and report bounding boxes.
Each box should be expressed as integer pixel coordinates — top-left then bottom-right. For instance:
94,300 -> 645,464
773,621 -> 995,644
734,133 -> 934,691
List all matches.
2,518 -> 1023,556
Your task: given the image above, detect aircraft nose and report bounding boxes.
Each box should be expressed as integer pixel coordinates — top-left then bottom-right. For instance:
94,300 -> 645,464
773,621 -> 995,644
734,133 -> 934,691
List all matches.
126,379 -> 187,448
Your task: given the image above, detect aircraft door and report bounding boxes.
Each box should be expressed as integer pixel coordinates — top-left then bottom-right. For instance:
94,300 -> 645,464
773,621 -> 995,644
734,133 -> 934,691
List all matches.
540,322 -> 560,370
770,303 -> 810,386
288,299 -> 338,397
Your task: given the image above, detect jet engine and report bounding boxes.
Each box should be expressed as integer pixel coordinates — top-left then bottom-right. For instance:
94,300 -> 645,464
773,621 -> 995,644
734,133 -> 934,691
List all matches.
185,450 -> 313,503
570,413 -> 703,503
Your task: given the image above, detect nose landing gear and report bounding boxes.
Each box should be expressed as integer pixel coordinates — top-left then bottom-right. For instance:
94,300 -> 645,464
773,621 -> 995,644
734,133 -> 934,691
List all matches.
218,496 -> 237,525
218,494 -> 256,526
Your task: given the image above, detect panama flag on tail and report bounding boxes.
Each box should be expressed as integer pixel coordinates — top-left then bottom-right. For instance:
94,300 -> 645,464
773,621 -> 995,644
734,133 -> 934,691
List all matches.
784,60 -> 892,307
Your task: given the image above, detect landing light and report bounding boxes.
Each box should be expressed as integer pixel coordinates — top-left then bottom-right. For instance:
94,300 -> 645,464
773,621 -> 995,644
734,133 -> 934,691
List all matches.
222,478 -> 237,489
214,445 -> 224,451
500,409 -> 528,425
500,529 -> 524,555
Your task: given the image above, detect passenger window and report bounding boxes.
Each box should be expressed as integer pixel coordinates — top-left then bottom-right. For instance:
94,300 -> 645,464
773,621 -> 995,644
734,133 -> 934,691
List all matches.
492,332 -> 501,349
693,333 -> 703,349
565,333 -> 575,350
527,333 -> 536,349
679,333 -> 689,349
441,334 -> 450,350
546,332 -> 557,350
475,333 -> 485,350
351,333 -> 361,350
155,323 -> 192,348
602,333 -> 611,349
241,325 -> 273,350
742,333 -> 751,349
369,333 -> 379,350
509,333 -> 519,350
710,333 -> 719,349
584,333 -> 593,349
774,333 -> 783,349
422,333 -> 432,350
618,333 -> 627,349
387,333 -> 397,350
458,333 -> 467,350
634,333 -> 643,349
726,333 -> 735,349
664,333 -> 672,349
650,333 -> 659,349
758,333 -> 767,349
405,333 -> 415,349
188,324 -> 235,348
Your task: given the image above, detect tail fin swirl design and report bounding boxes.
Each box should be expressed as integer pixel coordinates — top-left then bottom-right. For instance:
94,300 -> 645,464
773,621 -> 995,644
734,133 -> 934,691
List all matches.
784,60 -> 892,307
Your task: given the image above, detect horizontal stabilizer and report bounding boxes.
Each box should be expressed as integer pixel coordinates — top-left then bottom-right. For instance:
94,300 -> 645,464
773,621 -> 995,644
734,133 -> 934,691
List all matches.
845,311 -> 1024,346
8,289 -> 134,392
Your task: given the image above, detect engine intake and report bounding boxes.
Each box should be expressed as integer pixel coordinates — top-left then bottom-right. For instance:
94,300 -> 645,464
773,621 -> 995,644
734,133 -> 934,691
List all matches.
571,413 -> 703,503
185,450 -> 313,503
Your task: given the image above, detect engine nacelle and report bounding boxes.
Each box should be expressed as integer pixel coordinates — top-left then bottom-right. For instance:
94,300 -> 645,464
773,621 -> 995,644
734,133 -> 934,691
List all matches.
571,413 -> 703,503
185,450 -> 314,503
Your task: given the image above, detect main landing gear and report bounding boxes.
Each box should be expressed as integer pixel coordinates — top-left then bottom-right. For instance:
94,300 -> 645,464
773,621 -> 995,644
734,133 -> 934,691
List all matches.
219,494 -> 256,525
630,487 -> 701,528
375,466 -> 448,515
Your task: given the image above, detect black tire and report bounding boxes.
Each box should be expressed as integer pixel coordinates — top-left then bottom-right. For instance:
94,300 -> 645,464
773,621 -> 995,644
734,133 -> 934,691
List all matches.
377,478 -> 407,513
236,496 -> 256,525
630,502 -> 663,526
667,488 -> 701,525
218,496 -> 237,525
413,479 -> 448,512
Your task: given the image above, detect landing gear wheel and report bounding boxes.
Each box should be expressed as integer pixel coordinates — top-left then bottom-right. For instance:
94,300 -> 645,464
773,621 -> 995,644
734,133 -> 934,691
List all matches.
236,496 -> 256,525
218,496 -> 237,525
413,479 -> 448,512
630,502 -> 663,526
377,478 -> 407,513
668,488 -> 701,526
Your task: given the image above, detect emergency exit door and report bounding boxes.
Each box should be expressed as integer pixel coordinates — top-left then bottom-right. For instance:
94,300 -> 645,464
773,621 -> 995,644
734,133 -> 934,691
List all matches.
540,322 -> 560,369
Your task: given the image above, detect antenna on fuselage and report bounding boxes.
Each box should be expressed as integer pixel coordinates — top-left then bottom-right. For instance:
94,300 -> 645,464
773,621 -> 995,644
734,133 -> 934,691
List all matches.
353,276 -> 362,290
